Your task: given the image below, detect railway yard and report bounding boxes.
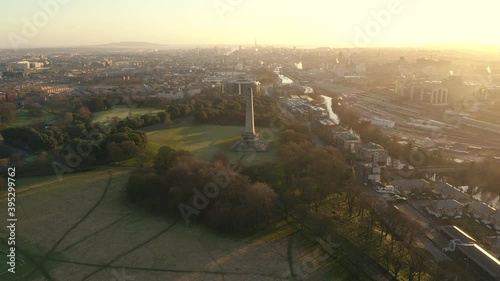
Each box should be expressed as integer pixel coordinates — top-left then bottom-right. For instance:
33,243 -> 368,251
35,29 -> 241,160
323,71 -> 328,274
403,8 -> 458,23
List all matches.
316,81 -> 500,162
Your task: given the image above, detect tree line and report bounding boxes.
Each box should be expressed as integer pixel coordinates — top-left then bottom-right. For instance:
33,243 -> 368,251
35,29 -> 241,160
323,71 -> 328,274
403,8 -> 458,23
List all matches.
299,90 -> 477,280
192,94 -> 280,127
237,121 -> 464,280
1,104 -> 150,177
126,146 -> 279,234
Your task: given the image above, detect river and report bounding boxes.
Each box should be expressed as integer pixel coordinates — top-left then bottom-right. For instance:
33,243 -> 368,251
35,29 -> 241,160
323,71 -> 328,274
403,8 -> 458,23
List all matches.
275,70 -> 340,124
279,74 -> 294,85
321,95 -> 340,124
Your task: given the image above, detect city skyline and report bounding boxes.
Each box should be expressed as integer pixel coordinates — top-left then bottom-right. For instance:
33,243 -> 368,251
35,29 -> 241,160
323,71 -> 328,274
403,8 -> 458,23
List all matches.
2,0 -> 500,50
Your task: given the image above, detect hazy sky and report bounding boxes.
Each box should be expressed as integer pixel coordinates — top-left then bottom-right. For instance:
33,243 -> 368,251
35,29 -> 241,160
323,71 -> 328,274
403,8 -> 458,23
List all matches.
1,0 -> 500,49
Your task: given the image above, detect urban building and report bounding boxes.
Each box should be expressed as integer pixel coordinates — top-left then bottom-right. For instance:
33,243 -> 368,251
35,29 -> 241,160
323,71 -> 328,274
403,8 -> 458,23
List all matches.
372,181 -> 395,193
433,182 -> 471,202
368,117 -> 396,128
396,80 -> 448,105
426,200 -> 464,218
356,142 -> 388,165
331,126 -> 350,141
391,179 -> 431,195
488,211 -> 500,231
30,62 -> 44,69
466,201 -> 496,225
442,76 -> 486,103
7,61 -> 44,71
337,133 -> 361,154
413,82 -> 449,105
315,118 -> 337,134
356,162 -> 382,182
7,61 -> 30,71
224,80 -> 260,95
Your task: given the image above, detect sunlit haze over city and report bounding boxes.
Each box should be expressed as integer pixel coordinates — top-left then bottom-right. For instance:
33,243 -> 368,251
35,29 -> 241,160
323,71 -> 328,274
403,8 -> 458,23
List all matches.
1,0 -> 500,49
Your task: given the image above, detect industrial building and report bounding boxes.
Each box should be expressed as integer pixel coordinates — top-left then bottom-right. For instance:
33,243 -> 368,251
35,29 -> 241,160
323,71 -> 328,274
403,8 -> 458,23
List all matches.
224,79 -> 260,95
397,80 -> 449,105
441,226 -> 500,281
7,61 -> 44,71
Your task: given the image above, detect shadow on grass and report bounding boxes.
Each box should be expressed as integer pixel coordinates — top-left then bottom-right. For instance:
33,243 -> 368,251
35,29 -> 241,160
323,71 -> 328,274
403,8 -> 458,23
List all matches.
145,122 -> 278,165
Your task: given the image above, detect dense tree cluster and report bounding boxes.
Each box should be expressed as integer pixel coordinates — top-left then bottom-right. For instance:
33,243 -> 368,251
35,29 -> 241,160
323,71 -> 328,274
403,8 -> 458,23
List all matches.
42,92 -> 162,116
138,97 -> 172,109
0,102 -> 17,125
250,67 -> 280,85
126,146 -> 279,233
25,102 -> 44,117
454,160 -> 500,195
193,95 -> 279,126
1,126 -> 68,152
54,123 -> 148,164
82,96 -> 113,112
275,123 -> 350,208
115,111 -> 168,130
9,91 -> 178,162
0,92 -> 172,173
2,113 -> 148,166
34,86 -> 280,131
270,123 -> 460,280
167,104 -> 194,119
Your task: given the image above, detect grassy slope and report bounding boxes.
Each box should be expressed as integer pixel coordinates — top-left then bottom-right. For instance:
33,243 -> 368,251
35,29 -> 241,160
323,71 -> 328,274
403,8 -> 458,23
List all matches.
0,168 -> 351,281
92,106 -> 164,123
145,120 -> 278,166
13,110 -> 57,127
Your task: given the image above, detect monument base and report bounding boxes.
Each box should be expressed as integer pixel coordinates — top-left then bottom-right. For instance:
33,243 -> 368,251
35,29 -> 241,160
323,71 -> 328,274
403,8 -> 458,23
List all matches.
228,137 -> 271,153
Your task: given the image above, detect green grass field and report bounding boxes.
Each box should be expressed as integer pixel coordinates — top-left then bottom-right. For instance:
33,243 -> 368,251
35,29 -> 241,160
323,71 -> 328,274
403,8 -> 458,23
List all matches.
13,110 -> 57,127
145,120 -> 278,166
0,167 -> 347,281
92,106 -> 164,123
0,251 -> 7,275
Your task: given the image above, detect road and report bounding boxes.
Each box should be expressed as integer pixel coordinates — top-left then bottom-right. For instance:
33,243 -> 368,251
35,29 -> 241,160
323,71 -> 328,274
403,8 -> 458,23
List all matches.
395,201 -> 451,262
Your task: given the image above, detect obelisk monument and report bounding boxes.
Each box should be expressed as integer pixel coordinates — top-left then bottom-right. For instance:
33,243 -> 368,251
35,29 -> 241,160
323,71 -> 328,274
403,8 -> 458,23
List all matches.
242,88 -> 257,141
229,87 -> 270,152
